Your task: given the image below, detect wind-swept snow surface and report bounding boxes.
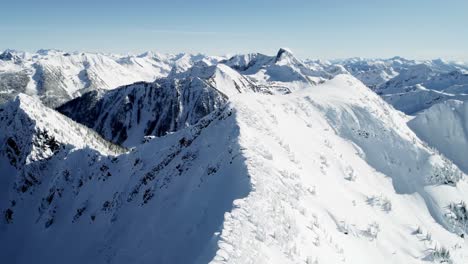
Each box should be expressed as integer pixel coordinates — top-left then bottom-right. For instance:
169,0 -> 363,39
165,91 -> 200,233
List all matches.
2,74 -> 468,263
210,75 -> 468,264
0,94 -> 250,263
409,100 -> 468,174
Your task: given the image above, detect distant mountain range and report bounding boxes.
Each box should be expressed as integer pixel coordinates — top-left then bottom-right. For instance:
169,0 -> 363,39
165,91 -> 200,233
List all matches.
2,48 -> 467,113
0,49 -> 222,107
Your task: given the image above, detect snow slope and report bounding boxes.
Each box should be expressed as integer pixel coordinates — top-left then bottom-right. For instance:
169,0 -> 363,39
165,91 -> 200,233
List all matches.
0,94 -> 123,164
0,96 -> 250,264
1,75 -> 468,263
210,75 -> 468,264
0,94 -> 124,196
409,100 -> 468,174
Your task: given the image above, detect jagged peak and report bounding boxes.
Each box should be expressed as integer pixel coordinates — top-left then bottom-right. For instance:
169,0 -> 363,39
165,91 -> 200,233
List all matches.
223,48 -> 305,74
0,49 -> 22,62
275,47 -> 294,60
275,47 -> 301,65
222,52 -> 274,72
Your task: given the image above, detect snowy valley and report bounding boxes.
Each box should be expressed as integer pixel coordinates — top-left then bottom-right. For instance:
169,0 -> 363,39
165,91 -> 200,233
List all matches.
1,48 -> 468,264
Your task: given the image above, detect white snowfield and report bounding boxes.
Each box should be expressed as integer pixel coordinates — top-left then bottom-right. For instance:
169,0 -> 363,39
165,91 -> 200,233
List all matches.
409,100 -> 468,174
210,75 -> 468,264
1,74 -> 468,264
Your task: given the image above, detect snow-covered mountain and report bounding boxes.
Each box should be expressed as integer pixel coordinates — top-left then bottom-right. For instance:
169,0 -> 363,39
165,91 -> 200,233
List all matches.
221,51 -> 468,115
3,47 -> 468,115
57,63 -> 259,147
2,74 -> 468,263
378,67 -> 468,114
2,47 -> 468,263
323,57 -> 468,114
222,48 -> 330,93
0,49 -> 222,107
0,93 -> 124,192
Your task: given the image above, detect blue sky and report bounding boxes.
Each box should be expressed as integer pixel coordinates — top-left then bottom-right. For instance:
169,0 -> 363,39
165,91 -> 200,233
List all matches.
1,0 -> 467,60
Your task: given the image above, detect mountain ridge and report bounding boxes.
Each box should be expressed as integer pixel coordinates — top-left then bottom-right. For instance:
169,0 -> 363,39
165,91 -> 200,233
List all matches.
56,62 -> 259,146
2,74 -> 468,263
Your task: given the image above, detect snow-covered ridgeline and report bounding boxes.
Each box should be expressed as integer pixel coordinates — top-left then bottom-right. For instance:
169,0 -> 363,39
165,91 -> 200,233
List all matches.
1,75 -> 468,263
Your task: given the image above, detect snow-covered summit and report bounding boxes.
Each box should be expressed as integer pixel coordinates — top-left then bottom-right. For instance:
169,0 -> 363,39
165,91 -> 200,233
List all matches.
274,47 -> 295,63
0,50 -> 23,63
222,48 -> 329,93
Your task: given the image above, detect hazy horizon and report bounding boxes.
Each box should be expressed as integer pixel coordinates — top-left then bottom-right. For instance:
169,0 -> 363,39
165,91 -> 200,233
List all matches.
3,47 -> 468,63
